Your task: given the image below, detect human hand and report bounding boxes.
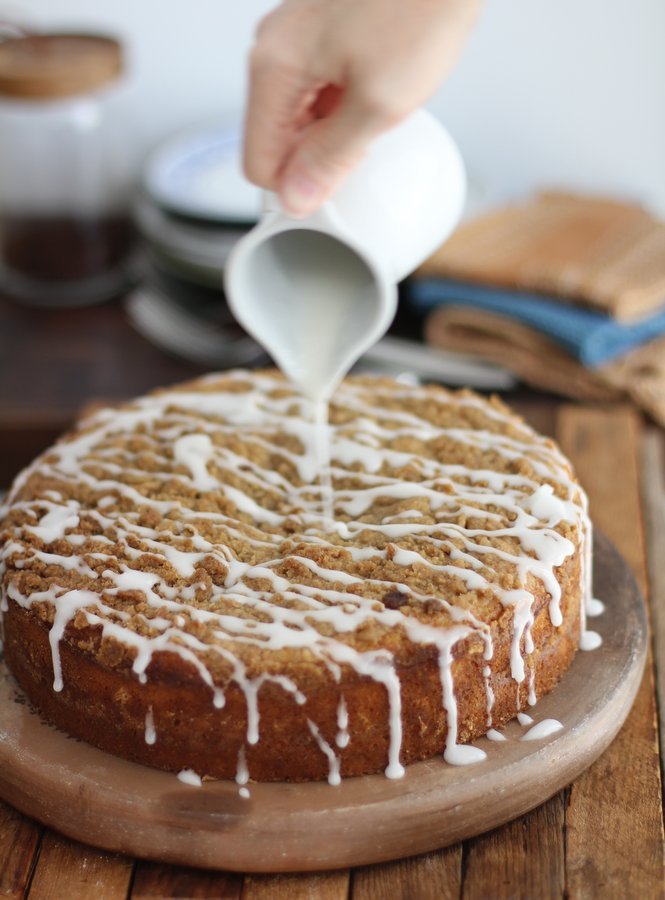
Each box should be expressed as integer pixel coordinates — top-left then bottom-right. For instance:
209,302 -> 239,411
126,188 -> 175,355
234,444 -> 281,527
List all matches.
243,0 -> 481,217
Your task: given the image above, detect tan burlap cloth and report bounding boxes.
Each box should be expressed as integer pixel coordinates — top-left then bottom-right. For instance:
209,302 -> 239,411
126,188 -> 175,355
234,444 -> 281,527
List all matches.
426,307 -> 665,427
421,192 -> 665,425
419,191 -> 665,322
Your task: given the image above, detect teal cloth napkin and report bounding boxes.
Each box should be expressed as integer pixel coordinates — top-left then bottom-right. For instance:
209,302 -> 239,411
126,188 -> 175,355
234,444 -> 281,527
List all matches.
409,279 -> 665,367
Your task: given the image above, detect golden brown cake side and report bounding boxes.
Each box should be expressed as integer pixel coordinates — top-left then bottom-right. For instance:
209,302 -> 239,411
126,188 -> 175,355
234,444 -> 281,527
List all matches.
0,371 -> 590,782
3,554 -> 581,781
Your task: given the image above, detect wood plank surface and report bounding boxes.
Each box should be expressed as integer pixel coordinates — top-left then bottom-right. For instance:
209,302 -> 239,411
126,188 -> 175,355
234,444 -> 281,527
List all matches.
460,794 -> 565,900
442,398 -> 565,900
0,799 -> 42,899
27,831 -> 132,900
446,399 -> 567,900
131,861 -> 242,898
557,405 -> 665,899
557,406 -> 647,588
242,870 -> 350,899
352,847 -> 461,900
640,429 -> 665,775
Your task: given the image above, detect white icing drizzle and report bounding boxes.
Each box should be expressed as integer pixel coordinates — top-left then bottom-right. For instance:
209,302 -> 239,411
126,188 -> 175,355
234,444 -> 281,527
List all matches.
587,597 -> 605,617
173,433 -> 220,491
26,504 -> 80,544
440,642 -> 487,766
236,746 -> 249,785
521,718 -> 564,741
580,630 -> 603,651
336,695 -> 350,748
482,665 -> 494,728
517,712 -> 534,726
307,720 -> 341,785
144,706 -> 156,745
0,372 -> 595,781
48,590 -> 98,692
239,786 -> 250,799
177,768 -> 202,787
313,400 -> 334,521
486,728 -> 507,742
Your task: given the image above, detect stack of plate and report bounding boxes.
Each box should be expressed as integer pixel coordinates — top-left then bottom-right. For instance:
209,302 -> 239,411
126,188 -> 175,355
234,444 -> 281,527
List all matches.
137,120 -> 261,287
127,120 -> 266,367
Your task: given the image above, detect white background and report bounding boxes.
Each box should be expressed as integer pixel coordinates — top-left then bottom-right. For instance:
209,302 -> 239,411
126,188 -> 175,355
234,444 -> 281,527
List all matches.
4,0 -> 665,214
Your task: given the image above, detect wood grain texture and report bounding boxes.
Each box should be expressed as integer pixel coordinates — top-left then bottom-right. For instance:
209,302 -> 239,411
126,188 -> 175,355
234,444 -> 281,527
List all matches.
460,794 -> 565,900
352,847 -> 461,900
556,405 -> 665,898
417,192 -> 665,320
242,871 -> 349,899
131,861 -> 242,898
640,429 -> 665,777
446,400 -> 563,900
0,799 -> 41,899
27,831 -> 132,900
0,297 -> 206,484
557,406 -> 647,589
511,397 -> 557,440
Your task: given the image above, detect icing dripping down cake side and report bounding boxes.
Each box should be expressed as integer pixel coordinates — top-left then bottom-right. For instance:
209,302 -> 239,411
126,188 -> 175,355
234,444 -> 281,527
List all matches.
0,371 -> 589,782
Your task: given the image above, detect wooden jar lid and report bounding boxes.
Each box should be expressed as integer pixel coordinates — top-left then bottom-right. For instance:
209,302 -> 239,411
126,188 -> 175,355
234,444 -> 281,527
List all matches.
0,33 -> 122,100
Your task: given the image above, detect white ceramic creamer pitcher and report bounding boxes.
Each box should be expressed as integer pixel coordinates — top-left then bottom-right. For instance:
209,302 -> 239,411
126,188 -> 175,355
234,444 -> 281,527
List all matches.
224,109 -> 465,400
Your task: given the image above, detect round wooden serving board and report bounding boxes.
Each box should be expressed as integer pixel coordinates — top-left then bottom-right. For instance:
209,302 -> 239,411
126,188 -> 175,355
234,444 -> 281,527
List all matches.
0,532 -> 647,873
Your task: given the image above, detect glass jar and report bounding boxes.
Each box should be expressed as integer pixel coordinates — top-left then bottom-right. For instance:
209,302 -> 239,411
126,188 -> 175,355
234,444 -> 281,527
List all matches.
0,33 -> 134,306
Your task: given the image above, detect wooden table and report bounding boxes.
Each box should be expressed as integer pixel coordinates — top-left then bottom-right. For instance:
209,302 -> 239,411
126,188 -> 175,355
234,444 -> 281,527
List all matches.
0,297 -> 664,899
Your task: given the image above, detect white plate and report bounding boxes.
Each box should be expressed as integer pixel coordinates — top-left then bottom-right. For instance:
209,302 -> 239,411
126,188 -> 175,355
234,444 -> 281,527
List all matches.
144,121 -> 261,223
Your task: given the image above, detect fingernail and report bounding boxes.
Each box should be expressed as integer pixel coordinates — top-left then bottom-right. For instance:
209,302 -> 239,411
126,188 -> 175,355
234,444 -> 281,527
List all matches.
280,172 -> 322,218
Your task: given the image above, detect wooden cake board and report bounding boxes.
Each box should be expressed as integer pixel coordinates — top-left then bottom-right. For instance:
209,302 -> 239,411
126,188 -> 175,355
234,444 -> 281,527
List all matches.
0,532 -> 648,873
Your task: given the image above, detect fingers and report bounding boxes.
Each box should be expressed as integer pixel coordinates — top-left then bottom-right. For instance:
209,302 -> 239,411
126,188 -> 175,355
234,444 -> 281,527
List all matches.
242,42 -> 314,190
243,0 -> 480,216
278,86 -> 400,217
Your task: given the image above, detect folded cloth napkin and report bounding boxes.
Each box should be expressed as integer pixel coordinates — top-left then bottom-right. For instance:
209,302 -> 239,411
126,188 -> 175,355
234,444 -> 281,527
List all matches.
417,191 -> 665,322
409,278 -> 665,367
425,305 -> 665,428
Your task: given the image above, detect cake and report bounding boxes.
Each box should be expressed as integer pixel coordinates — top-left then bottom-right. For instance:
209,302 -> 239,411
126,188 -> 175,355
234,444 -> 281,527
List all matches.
0,371 -> 591,783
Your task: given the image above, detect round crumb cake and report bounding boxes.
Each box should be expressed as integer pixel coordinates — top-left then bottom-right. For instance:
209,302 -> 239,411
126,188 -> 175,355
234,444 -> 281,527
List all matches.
0,371 -> 591,783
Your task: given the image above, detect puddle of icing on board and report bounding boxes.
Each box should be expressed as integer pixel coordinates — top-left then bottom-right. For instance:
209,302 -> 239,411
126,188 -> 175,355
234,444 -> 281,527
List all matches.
580,629 -> 603,651
177,768 -> 202,787
521,718 -> 564,741
0,371 -> 605,783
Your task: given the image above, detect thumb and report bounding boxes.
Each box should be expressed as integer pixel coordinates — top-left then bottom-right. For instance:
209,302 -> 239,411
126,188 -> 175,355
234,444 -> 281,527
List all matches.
278,89 -> 392,217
